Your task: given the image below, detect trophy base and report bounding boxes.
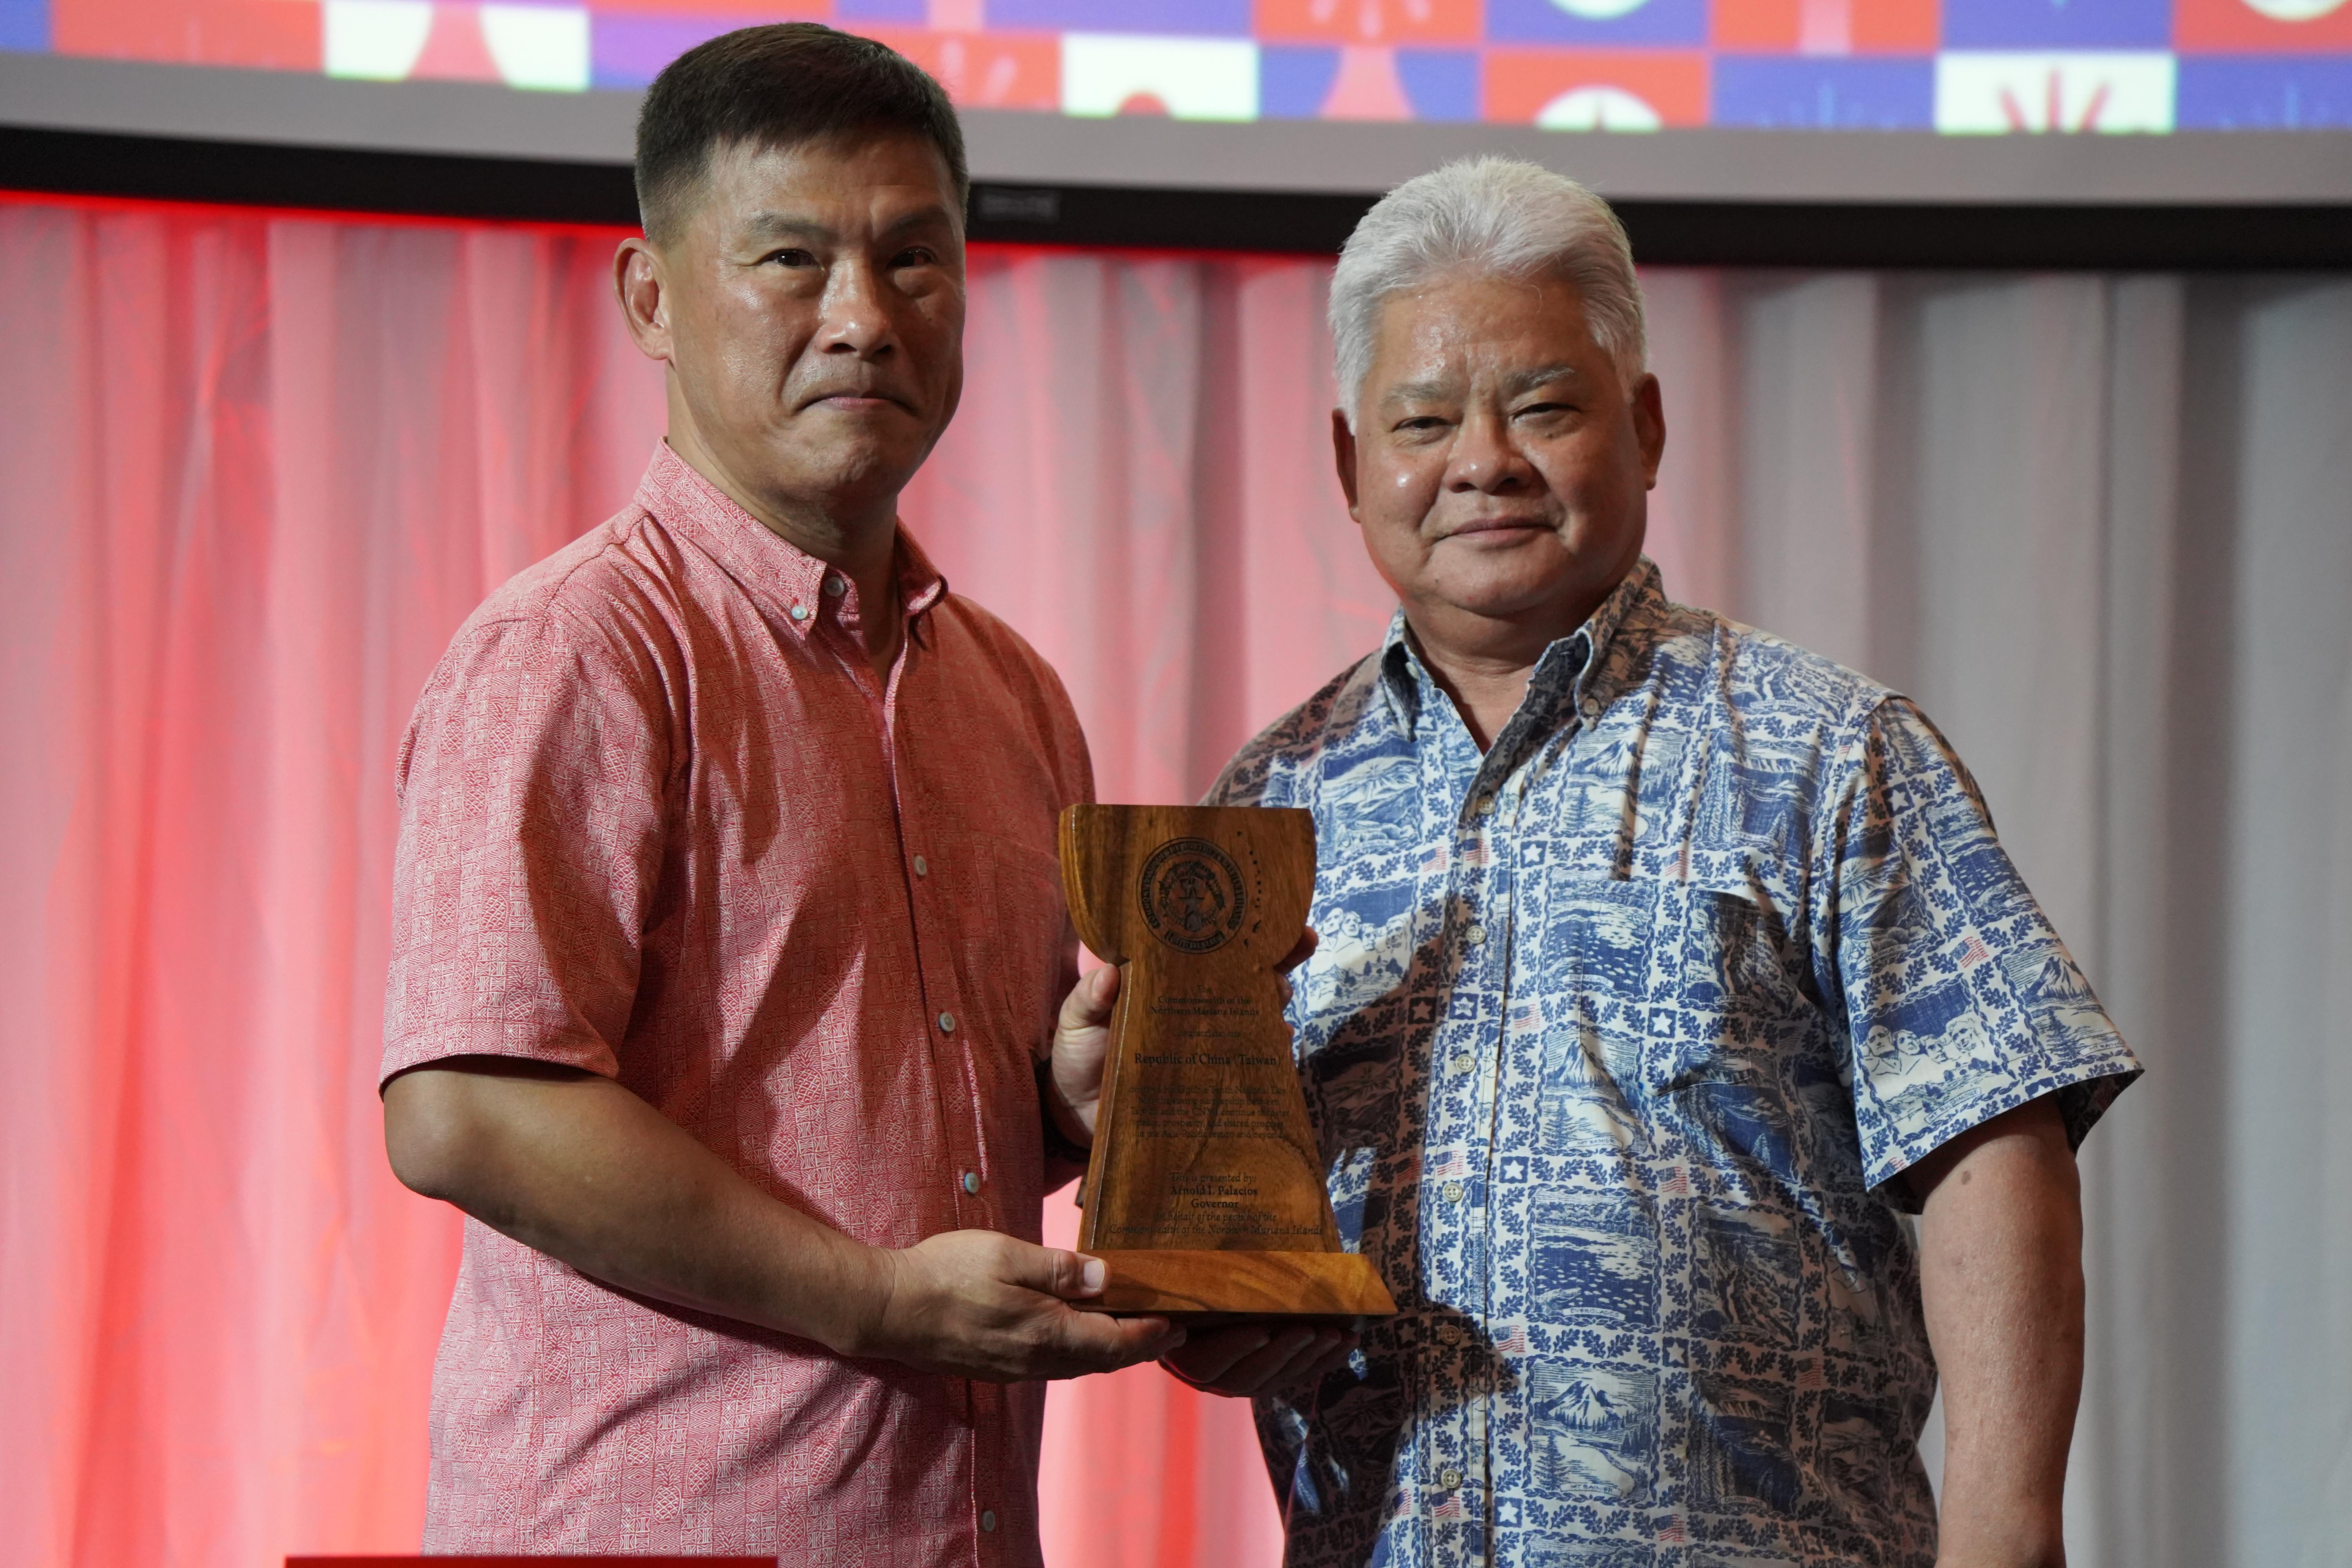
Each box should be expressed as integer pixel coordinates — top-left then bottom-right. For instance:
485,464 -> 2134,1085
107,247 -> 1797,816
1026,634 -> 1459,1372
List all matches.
1072,1249 -> 1398,1319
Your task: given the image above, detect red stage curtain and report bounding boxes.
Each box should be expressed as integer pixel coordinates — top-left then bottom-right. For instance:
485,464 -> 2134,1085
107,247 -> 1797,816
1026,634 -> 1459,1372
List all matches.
0,193 -> 1391,1568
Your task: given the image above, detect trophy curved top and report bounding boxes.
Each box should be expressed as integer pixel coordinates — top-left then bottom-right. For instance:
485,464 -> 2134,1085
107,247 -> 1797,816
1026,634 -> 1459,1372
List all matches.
1058,805 -> 1314,970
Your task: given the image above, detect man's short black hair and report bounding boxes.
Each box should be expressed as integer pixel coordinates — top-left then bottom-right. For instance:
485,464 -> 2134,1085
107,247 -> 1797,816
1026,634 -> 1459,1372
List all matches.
634,24 -> 968,246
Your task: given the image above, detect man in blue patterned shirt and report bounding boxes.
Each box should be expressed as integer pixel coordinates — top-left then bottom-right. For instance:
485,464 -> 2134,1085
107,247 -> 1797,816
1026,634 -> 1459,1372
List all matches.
1162,158 -> 2141,1568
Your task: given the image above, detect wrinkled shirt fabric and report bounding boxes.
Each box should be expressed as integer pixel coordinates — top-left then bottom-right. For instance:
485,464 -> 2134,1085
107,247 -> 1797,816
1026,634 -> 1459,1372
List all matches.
382,444 -> 1086,1567
1209,559 -> 2139,1568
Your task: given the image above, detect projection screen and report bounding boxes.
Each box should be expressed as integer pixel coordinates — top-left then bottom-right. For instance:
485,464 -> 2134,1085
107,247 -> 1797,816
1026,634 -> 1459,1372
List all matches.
5,0 -> 2351,203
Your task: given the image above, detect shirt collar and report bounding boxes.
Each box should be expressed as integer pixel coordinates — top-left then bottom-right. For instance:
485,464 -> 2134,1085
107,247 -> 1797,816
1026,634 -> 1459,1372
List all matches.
1376,555 -> 1664,740
637,442 -> 948,642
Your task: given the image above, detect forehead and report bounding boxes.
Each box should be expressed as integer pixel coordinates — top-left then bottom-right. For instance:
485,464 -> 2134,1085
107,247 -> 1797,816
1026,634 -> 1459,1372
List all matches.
1367,274 -> 1603,387
692,131 -> 961,236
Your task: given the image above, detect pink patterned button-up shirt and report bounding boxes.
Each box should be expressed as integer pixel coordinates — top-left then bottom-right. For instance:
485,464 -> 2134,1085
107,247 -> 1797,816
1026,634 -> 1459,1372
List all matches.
383,443 -> 1088,1566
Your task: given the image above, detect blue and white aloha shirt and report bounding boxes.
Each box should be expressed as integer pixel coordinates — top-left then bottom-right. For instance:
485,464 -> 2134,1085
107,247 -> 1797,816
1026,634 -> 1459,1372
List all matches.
1207,559 -> 2140,1568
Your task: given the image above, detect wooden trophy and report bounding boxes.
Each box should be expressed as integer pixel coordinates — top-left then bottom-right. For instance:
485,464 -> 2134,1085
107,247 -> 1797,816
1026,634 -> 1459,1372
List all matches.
1058,804 -> 1396,1319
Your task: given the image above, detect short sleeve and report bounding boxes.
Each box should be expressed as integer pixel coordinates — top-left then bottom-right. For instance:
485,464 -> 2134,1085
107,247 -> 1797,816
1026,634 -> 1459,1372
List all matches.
1820,697 -> 2141,1207
381,607 -> 671,1087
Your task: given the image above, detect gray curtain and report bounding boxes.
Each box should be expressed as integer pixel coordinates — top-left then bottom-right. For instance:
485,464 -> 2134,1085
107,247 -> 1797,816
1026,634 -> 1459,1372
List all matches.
1637,269 -> 2352,1568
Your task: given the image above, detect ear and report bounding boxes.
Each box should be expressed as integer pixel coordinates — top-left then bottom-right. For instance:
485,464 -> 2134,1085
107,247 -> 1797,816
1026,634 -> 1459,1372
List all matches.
613,236 -> 674,363
1330,408 -> 1362,522
1631,372 -> 1666,490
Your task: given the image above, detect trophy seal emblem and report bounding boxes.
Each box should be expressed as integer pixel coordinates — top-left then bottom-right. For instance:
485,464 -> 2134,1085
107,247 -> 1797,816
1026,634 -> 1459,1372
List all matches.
1137,837 -> 1249,954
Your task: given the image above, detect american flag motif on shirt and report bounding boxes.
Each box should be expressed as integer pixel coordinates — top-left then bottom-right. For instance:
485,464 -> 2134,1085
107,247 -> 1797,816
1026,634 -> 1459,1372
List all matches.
1207,559 -> 2140,1568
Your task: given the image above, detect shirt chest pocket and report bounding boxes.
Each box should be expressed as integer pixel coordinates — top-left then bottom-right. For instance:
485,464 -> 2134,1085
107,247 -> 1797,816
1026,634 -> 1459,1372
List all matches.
1651,873 -> 1845,1200
1528,867 -> 1817,1149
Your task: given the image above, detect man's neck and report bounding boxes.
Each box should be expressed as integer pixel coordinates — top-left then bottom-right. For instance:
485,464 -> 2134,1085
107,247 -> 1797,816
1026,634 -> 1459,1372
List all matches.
662,432 -> 905,679
1402,574 -> 1622,753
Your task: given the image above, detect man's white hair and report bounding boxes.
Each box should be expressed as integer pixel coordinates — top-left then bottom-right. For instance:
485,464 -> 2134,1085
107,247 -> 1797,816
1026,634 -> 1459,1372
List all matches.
1329,156 -> 1646,423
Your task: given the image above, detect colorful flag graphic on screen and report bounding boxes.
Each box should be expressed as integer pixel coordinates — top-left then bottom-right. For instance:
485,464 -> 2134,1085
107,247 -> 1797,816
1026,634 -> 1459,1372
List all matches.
10,0 -> 2352,131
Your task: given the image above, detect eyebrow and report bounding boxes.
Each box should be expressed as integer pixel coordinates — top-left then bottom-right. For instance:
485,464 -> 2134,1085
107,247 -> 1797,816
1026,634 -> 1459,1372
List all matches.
1499,363 -> 1590,397
1381,378 -> 1455,405
1381,362 -> 1592,405
742,211 -> 832,242
739,205 -> 958,244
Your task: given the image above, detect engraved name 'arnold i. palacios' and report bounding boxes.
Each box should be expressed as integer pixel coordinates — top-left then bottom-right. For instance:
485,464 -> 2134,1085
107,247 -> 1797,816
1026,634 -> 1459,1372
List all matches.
1136,837 -> 1247,954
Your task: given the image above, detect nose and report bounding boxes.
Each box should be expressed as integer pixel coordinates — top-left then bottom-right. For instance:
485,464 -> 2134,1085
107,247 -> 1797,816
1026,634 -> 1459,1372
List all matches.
818,256 -> 895,359
1443,406 -> 1534,495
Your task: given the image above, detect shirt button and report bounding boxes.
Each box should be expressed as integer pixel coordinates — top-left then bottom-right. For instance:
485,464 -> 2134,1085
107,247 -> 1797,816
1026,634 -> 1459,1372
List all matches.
1475,794 -> 1496,815
1442,1180 -> 1466,1204
938,1011 -> 957,1033
913,854 -> 929,877
822,574 -> 847,598
1441,1465 -> 1463,1489
1465,924 -> 1487,945
1437,1322 -> 1464,1344
980,1509 -> 997,1532
962,1170 -> 981,1194
788,603 -> 810,622
1451,1052 -> 1474,1074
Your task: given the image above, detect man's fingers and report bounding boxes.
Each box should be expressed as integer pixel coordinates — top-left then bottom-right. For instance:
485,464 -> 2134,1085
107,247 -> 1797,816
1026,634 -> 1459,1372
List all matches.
1243,1327 -> 1326,1385
1292,1334 -> 1358,1389
1164,1324 -> 1276,1385
1002,1241 -> 1107,1301
1248,1326 -> 1350,1392
1054,963 -> 1120,1034
1196,1326 -> 1329,1396
1054,1307 -> 1182,1370
1276,929 -> 1318,1005
1160,1320 -> 1362,1396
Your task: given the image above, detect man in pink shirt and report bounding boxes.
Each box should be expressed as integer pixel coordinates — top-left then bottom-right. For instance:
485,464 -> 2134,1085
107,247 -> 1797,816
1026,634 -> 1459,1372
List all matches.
379,25 -> 1183,1563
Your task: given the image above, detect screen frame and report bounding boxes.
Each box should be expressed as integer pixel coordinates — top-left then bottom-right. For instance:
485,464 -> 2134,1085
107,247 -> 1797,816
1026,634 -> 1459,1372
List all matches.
5,53 -> 2351,269
7,50 -> 2352,206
